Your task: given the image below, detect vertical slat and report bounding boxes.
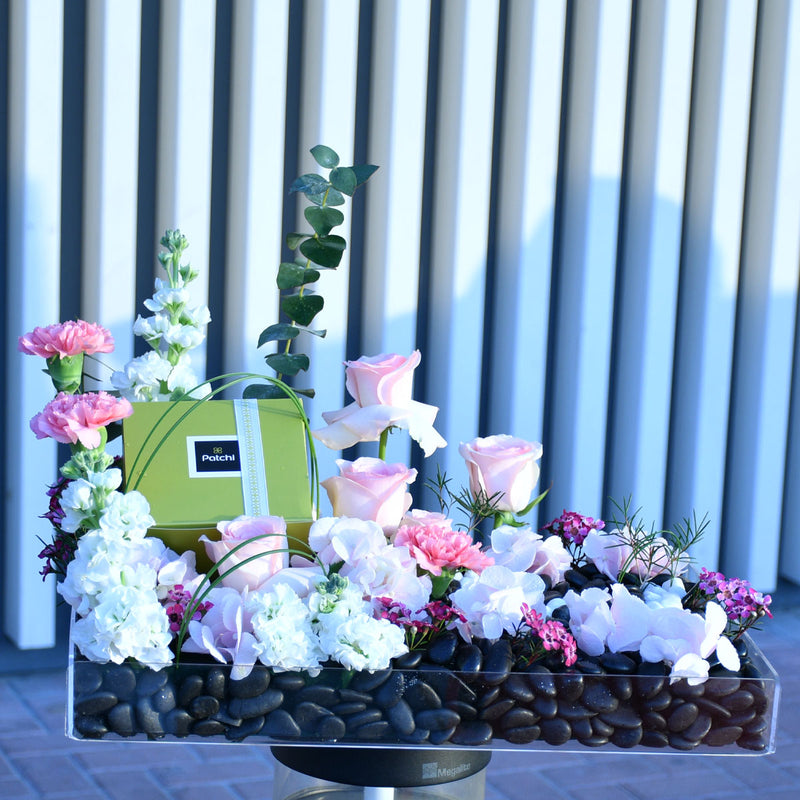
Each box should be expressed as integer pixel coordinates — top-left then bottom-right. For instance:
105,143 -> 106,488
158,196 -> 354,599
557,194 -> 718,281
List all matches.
605,0 -> 695,525
3,0 -> 63,649
82,0 -> 142,378
155,0 -> 216,376
223,0 -> 290,379
424,0 -> 500,482
488,0 -> 566,527
665,0 -> 757,570
360,0 -> 431,467
722,0 -> 800,589
780,0 -> 800,584
545,0 -> 631,519
297,0 -> 360,493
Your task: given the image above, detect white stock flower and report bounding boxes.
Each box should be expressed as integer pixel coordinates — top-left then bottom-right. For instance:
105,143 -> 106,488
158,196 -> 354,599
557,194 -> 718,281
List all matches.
317,612 -> 408,671
111,351 -> 173,401
181,303 -> 211,327
71,584 -> 172,668
450,565 -> 546,640
162,323 -> 204,350
98,491 -> 155,539
144,284 -> 189,312
167,356 -> 210,398
133,313 -> 173,343
60,478 -> 97,532
248,584 -> 324,674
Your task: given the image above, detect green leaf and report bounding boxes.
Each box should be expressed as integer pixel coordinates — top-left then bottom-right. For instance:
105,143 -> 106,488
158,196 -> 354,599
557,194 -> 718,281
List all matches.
294,387 -> 316,398
304,206 -> 345,237
257,323 -> 300,347
289,173 -> 328,195
286,232 -> 309,250
330,166 -> 357,196
243,384 -> 290,400
325,188 -> 346,206
265,352 -> 310,376
277,262 -> 320,289
516,488 -> 550,518
352,163 -> 379,186
299,235 -> 346,269
310,144 -> 340,169
282,293 -> 324,326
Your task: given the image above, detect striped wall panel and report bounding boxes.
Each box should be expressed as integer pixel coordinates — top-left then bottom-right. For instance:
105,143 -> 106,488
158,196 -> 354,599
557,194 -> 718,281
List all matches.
2,0 -> 799,652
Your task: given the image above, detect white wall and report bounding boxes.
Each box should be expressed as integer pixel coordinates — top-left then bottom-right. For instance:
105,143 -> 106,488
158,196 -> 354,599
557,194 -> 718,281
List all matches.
3,0 -> 800,649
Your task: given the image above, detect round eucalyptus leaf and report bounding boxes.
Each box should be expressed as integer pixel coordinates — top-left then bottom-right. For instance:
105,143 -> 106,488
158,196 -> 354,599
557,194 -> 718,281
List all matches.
310,144 -> 340,168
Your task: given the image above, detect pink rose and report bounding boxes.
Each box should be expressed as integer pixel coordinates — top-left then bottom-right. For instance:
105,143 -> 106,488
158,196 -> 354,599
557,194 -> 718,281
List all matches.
458,434 -> 543,513
30,391 -> 133,449
18,320 -> 114,358
321,457 -> 417,529
312,351 -> 446,457
394,522 -> 494,576
200,515 -> 288,592
344,351 -> 420,408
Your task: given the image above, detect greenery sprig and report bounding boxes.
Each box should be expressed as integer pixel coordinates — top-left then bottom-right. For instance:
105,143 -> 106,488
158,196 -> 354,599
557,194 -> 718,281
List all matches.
245,145 -> 377,401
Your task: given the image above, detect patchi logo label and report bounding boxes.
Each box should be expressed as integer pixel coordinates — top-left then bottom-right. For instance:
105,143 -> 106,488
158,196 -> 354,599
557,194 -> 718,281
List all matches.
186,435 -> 242,478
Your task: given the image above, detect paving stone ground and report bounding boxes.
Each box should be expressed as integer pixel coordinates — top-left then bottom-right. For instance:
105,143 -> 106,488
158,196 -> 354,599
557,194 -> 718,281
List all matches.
1,606 -> 797,800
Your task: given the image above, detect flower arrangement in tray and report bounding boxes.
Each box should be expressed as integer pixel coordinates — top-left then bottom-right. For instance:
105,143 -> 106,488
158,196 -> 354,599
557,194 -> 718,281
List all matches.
22,147 -> 778,753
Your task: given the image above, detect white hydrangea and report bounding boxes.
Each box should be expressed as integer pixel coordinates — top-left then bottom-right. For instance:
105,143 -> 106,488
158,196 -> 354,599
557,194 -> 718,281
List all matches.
450,565 -> 546,640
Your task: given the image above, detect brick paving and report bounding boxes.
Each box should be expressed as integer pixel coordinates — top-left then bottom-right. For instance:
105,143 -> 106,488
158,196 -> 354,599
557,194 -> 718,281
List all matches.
0,607 -> 797,800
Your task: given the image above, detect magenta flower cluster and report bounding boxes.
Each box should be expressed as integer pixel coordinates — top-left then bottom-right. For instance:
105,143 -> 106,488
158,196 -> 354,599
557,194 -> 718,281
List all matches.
165,585 -> 213,634
542,510 -> 605,547
518,602 -> 577,667
697,568 -> 773,624
376,597 -> 466,649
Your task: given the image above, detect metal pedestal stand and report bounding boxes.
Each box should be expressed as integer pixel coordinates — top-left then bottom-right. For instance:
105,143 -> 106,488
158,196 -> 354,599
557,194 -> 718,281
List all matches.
271,747 -> 492,800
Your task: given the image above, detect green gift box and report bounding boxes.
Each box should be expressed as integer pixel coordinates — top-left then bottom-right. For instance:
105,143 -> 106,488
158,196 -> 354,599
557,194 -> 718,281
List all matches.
122,398 -> 313,571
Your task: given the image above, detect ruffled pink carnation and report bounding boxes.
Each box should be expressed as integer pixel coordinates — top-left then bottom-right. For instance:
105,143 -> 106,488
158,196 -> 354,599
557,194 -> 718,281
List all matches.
394,523 -> 493,576
18,320 -> 114,359
30,391 -> 133,449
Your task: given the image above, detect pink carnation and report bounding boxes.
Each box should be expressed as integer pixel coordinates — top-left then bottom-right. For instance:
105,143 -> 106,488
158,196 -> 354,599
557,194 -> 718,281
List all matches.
30,391 -> 133,449
394,523 -> 494,576
18,320 -> 114,359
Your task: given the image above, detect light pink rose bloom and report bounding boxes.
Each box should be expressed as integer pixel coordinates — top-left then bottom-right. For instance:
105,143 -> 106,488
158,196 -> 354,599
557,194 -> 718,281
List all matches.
321,457 -> 417,530
312,351 -> 446,456
458,434 -> 543,513
345,351 -> 419,407
18,320 -> 114,359
394,523 -> 493,576
200,515 -> 288,592
30,391 -> 133,449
